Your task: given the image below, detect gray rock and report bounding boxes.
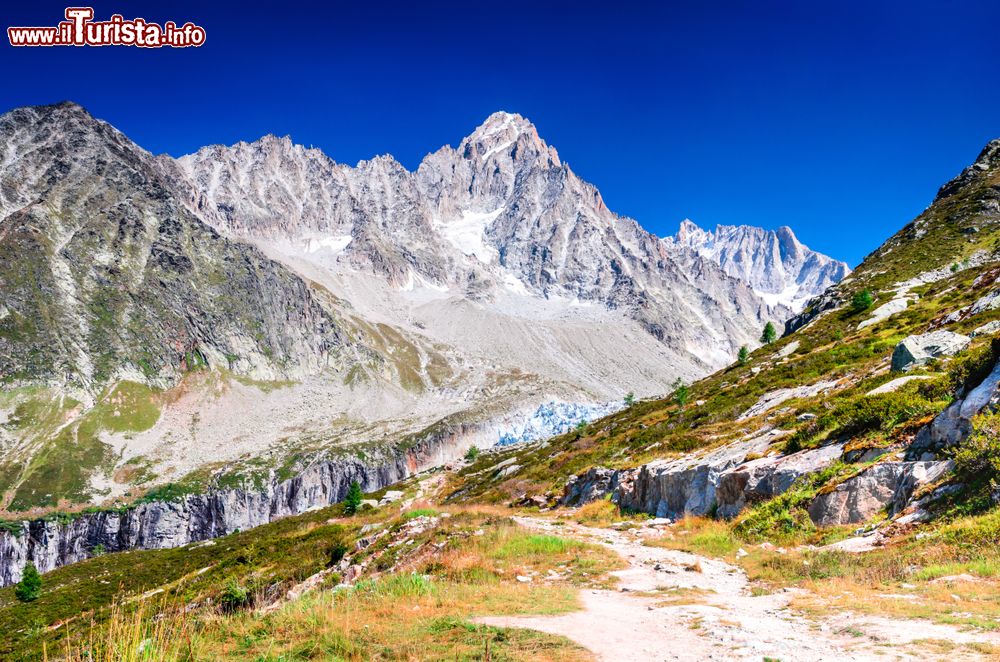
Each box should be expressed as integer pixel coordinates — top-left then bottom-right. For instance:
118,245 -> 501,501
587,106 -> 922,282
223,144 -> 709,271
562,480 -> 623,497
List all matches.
910,357 -> 1000,455
891,331 -> 970,372
865,375 -> 932,396
715,443 -> 844,519
807,461 -> 953,526
972,320 -> 1000,337
858,296 -> 915,330
614,430 -> 776,519
562,467 -> 628,506
738,379 -> 840,420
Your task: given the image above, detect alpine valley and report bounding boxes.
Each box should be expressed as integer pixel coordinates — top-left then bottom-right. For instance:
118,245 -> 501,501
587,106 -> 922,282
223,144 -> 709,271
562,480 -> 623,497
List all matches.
3,99 -> 1000,661
0,101 -> 845,533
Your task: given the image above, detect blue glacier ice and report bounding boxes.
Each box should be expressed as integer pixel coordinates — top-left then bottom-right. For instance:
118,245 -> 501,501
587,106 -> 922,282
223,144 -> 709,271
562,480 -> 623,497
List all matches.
494,400 -> 622,447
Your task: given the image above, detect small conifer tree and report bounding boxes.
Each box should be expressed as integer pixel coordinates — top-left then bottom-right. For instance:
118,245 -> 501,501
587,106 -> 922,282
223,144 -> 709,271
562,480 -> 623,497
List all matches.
15,563 -> 41,602
343,480 -> 363,515
737,345 -> 750,365
761,321 -> 777,345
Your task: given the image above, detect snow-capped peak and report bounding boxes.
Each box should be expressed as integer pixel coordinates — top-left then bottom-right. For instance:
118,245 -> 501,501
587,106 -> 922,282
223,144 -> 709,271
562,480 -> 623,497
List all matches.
667,219 -> 850,311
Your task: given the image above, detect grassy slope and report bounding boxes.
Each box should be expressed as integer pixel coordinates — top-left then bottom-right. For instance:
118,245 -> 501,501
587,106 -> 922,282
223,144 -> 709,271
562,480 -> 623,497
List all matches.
445,144 -> 1000,516
0,476 -> 621,661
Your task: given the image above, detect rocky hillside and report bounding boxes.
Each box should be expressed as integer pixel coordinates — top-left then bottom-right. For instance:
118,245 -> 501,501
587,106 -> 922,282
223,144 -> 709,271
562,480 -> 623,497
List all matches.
448,135 -> 1000,542
668,219 -> 851,311
0,102 -> 348,392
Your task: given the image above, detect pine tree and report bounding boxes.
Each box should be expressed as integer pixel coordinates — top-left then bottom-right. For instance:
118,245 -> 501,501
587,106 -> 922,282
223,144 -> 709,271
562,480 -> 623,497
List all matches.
672,378 -> 690,407
15,563 -> 41,602
737,345 -> 750,365
343,480 -> 363,515
624,391 -> 635,406
761,321 -> 777,345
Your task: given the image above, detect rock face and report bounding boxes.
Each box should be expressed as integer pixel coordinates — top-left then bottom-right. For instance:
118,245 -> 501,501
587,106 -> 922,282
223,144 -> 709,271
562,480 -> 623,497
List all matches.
910,354 -> 1000,456
715,443 -> 844,519
561,467 -> 629,507
0,422 -> 459,586
807,460 -> 953,526
667,220 -> 849,312
891,331 -> 971,372
0,102 -> 348,390
613,431 -> 776,518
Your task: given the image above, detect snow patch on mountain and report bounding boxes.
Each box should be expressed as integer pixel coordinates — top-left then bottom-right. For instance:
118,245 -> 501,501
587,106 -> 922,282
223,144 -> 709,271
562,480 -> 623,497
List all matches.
436,208 -> 504,264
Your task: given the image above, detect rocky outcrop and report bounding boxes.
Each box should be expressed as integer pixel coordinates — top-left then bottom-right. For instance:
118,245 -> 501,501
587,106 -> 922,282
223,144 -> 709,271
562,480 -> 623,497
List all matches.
891,331 -> 970,372
613,431 -> 777,518
715,443 -> 844,519
561,467 -> 632,506
858,295 -> 916,330
737,379 -> 841,421
783,289 -> 843,336
865,376 -> 932,396
0,419 -> 465,586
807,460 -> 953,526
910,355 -> 1000,456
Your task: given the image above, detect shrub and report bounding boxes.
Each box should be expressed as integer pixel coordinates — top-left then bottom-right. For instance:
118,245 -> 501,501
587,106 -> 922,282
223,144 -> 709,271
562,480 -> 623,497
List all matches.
219,577 -> 251,612
951,412 -> 1000,494
786,386 -> 947,452
343,480 -> 363,515
15,563 -> 41,602
761,322 -> 777,345
737,345 -> 750,365
851,289 -> 874,313
624,391 -> 635,406
464,446 -> 480,462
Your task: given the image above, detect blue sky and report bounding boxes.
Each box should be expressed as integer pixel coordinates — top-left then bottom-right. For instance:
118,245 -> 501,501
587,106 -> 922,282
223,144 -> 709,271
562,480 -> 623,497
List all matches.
3,1 -> 999,266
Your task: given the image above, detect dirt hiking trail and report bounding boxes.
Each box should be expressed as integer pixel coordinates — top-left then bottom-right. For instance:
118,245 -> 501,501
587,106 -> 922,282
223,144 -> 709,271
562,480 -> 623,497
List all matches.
476,516 -> 1000,661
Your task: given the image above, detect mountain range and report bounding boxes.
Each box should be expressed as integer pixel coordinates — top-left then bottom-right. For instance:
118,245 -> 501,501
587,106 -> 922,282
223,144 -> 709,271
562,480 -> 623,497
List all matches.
0,102 -> 847,513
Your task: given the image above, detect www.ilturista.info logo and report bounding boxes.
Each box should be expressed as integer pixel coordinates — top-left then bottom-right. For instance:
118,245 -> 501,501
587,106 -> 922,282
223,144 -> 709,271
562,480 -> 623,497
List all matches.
8,7 -> 206,48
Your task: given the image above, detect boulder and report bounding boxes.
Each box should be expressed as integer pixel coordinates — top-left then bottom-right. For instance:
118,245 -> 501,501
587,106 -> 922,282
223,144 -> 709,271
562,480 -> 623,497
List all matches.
807,460 -> 953,526
561,467 -> 627,506
891,331 -> 970,372
715,443 -> 844,519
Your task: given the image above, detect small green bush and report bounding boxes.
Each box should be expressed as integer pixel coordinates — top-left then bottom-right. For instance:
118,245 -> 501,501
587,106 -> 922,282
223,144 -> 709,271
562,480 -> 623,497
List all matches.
952,412 -> 1000,494
219,577 -> 251,612
15,563 -> 41,602
464,446 -> 480,462
851,289 -> 874,313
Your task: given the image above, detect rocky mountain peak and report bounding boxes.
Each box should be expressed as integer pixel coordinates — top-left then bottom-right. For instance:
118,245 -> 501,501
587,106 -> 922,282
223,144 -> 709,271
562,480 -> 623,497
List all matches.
668,219 -> 849,311
460,111 -> 560,166
936,138 -> 1000,201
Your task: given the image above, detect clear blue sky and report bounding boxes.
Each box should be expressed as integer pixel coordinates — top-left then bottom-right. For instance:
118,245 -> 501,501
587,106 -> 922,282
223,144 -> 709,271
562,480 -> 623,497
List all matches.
3,1 -> 999,266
